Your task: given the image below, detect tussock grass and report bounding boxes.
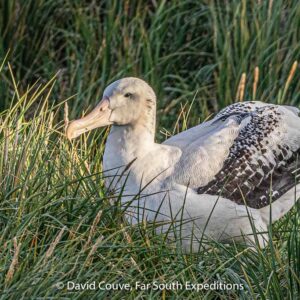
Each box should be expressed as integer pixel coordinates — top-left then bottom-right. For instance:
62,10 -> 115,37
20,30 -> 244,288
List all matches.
0,61 -> 299,300
0,1 -> 300,299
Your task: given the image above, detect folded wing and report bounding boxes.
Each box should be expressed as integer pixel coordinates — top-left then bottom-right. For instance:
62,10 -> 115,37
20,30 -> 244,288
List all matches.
165,101 -> 300,209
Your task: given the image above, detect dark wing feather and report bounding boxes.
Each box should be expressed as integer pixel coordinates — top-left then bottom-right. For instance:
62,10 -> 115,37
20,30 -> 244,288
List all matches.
197,102 -> 300,209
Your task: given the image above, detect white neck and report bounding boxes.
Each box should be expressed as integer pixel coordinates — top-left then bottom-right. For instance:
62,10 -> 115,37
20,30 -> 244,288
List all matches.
104,123 -> 155,167
102,120 -> 157,191
102,105 -> 181,194
103,101 -> 156,170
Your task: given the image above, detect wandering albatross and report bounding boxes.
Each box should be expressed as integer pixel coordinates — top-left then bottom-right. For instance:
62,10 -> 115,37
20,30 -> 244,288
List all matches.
66,77 -> 300,251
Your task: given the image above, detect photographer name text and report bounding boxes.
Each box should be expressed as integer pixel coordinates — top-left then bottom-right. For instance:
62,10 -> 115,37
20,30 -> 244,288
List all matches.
56,280 -> 244,291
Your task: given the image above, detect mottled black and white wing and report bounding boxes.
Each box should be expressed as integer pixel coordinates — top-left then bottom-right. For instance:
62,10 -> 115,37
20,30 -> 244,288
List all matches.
196,102 -> 300,209
165,101 -> 266,188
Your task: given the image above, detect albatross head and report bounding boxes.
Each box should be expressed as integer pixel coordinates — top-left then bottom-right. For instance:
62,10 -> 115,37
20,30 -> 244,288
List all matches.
66,77 -> 156,139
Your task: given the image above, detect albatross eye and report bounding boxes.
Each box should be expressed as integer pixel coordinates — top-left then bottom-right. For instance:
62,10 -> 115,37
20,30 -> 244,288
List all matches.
124,92 -> 133,98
